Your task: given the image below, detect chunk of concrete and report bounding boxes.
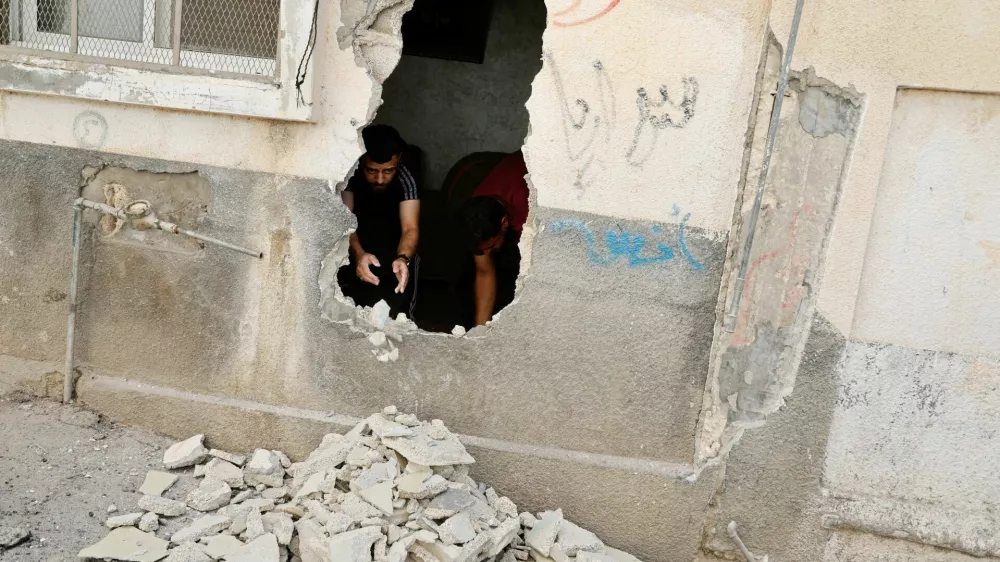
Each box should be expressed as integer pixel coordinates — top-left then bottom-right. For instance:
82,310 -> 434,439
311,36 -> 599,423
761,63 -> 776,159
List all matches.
393,471 -> 430,496
438,512 -> 476,545
242,509 -> 267,541
272,451 -> 293,469
486,517 -> 520,557
202,535 -> 245,560
140,471 -> 180,496
139,512 -> 160,533
139,495 -> 188,517
367,414 -> 413,439
172,515 -> 233,544
329,526 -> 383,562
164,435 -> 209,469
78,527 -> 169,562
187,479 -> 233,512
244,450 -> 285,488
382,425 -> 474,467
294,470 -> 326,499
205,459 -> 246,489
224,533 -> 279,562
396,474 -> 449,500
295,519 -> 332,562
209,449 -> 247,467
452,532 -> 491,562
525,509 -> 562,556
555,520 -> 604,556
262,512 -> 294,545
262,487 -> 289,500
164,542 -> 212,562
290,434 -> 357,489
340,493 -> 383,522
428,489 -> 476,513
106,512 -> 144,529
358,481 -> 394,515
494,497 -> 518,519
325,512 -> 354,535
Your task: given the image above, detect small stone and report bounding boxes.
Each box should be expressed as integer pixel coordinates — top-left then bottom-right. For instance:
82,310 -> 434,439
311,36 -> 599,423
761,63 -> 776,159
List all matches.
242,509 -> 266,541
438,512 -> 477,545
187,479 -> 233,512
140,471 -> 180,496
397,474 -> 449,500
195,464 -> 208,478
107,504 -> 119,513
525,510 -> 562,556
394,414 -> 420,427
329,527 -> 384,562
485,488 -> 499,506
555,519 -> 604,556
374,536 -> 388,561
232,490 -> 255,504
106,512 -> 144,529
225,533 -> 279,562
360,516 -> 385,527
244,450 -> 285,488
494,497 -> 518,519
272,450 -> 292,469
209,449 -> 247,467
325,512 -> 354,535
139,512 -> 160,533
172,515 -> 233,544
164,435 -> 209,469
165,542 -> 212,562
78,527 -> 168,561
206,459 -> 246,489
139,494 -> 188,517
520,512 -> 538,528
294,470 -> 326,499
382,405 -> 398,416
262,513 -> 294,545
0,526 -> 31,548
263,486 -> 289,500
276,504 -> 306,518
303,499 -> 331,525
202,534 -> 245,559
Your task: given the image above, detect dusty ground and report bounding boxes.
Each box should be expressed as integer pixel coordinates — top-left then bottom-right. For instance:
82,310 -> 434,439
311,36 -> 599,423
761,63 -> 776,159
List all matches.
0,393 -> 189,561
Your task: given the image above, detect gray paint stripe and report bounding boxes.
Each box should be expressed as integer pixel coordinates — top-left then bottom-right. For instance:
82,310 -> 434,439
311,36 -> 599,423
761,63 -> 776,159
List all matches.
87,375 -> 698,479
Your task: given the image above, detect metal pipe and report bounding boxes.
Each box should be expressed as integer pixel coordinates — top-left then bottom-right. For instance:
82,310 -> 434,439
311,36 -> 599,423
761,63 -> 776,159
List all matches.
171,0 -> 183,66
63,197 -> 262,403
727,521 -> 757,562
63,200 -> 84,403
70,0 -> 79,54
724,0 -> 806,333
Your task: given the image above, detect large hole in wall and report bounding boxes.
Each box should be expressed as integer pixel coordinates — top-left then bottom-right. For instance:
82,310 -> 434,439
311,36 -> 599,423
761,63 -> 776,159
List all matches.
320,0 -> 546,340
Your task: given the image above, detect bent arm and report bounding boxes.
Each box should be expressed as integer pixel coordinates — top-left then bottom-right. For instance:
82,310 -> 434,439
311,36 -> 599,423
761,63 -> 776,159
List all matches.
397,199 -> 420,259
473,253 -> 497,327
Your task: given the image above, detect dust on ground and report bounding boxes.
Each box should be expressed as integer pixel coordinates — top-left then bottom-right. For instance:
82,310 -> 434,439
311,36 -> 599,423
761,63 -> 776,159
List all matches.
0,393 -> 177,561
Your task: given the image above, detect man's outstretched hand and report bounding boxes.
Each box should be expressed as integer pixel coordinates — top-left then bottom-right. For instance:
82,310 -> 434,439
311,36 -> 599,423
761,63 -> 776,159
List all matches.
392,258 -> 409,294
356,253 -> 381,285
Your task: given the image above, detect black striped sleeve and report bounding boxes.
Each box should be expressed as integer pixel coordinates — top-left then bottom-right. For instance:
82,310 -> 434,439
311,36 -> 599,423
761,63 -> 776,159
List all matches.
399,165 -> 419,201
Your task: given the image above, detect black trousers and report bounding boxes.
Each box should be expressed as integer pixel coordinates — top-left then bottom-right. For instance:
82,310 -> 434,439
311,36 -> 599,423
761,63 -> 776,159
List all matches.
337,252 -> 418,320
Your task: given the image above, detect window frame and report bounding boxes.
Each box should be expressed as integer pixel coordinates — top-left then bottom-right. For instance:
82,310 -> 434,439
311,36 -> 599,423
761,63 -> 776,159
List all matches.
0,0 -> 316,121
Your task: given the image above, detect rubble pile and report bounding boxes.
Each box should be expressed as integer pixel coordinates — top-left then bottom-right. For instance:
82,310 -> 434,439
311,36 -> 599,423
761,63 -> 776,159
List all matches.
78,407 -> 643,562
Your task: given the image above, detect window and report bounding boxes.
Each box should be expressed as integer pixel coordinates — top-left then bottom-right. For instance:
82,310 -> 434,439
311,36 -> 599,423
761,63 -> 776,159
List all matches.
0,0 -> 315,120
3,0 -> 279,75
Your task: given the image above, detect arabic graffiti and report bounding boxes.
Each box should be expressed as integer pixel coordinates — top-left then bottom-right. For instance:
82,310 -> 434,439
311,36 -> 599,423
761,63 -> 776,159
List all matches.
551,0 -> 622,27
548,212 -> 704,271
627,78 -> 700,167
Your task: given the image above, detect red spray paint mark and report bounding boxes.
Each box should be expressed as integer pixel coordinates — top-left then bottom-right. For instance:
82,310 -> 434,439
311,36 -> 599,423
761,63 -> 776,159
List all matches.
552,0 -> 621,27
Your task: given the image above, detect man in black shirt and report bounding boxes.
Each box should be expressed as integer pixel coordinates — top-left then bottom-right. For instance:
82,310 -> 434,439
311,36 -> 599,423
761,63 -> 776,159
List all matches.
338,125 -> 420,318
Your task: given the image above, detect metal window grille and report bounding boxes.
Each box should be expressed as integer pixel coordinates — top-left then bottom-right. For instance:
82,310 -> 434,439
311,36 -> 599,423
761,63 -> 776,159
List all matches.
1,0 -> 279,76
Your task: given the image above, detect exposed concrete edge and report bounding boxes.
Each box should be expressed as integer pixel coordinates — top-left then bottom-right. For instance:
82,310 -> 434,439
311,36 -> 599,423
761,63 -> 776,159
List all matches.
822,495 -> 1000,558
73,373 -> 698,479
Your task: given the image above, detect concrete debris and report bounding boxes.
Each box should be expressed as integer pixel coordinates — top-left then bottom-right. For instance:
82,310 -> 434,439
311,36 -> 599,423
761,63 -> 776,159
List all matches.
0,526 -> 30,548
139,512 -> 161,533
78,407 -> 645,562
138,494 -> 188,517
78,526 -> 169,561
106,512 -> 144,528
140,470 -> 180,496
108,504 -> 119,513
164,434 -> 209,469
209,449 -> 247,466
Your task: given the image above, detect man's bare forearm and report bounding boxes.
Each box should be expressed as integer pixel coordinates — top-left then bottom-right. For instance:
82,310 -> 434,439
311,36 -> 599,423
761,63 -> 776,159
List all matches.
397,227 -> 418,259
473,266 -> 497,327
349,232 -> 366,259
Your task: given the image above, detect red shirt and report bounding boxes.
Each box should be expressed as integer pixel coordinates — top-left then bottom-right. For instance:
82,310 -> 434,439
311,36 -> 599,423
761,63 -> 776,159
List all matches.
473,151 -> 529,235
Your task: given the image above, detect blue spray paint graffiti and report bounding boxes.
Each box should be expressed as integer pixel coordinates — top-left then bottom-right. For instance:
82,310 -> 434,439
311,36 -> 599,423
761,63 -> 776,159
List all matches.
549,213 -> 704,271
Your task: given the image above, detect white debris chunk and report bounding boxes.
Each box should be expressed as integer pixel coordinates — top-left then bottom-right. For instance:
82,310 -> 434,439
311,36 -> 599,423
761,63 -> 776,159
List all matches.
452,531 -> 491,562
243,509 -> 267,541
173,514 -> 233,544
382,424 -> 474,467
290,434 -> 357,488
202,534 -> 245,559
272,450 -> 293,469
329,526 -> 384,562
295,519 -> 331,562
367,414 -> 413,439
195,464 -> 208,478
438,512 -> 477,545
78,527 -> 169,562
187,479 -> 233,512
397,474 -> 449,500
294,470 -> 326,499
140,471 -> 180,496
106,512 -> 144,529
225,533 -> 280,562
209,449 -> 247,466
520,512 -> 538,528
262,512 -> 295,545
525,510 -> 562,556
206,459 -> 246,489
263,487 -> 289,500
556,519 -> 604,556
486,517 -> 521,557
341,493 -> 383,522
139,512 -> 160,533
165,542 -> 212,562
358,481 -> 394,515
232,490 -> 255,504
245,449 -> 285,488
164,435 -> 209,469
325,512 -> 354,535
494,497 -> 518,519
428,489 -> 475,513
139,494 -> 188,517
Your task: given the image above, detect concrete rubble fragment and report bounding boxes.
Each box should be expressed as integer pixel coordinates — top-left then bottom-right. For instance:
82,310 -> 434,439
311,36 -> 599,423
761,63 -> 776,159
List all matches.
164,435 -> 209,469
0,526 -> 30,548
77,406 -> 646,562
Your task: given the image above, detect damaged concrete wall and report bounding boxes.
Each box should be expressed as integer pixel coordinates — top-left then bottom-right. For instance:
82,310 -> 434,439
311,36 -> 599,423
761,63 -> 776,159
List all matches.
374,0 -> 546,191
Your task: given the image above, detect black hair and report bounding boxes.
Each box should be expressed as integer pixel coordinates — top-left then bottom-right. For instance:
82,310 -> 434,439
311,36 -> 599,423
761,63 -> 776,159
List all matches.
459,196 -> 507,253
361,125 -> 405,164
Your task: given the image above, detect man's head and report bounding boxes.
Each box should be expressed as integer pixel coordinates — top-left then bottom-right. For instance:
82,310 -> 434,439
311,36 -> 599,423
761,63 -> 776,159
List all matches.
459,196 -> 508,255
361,125 -> 405,190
